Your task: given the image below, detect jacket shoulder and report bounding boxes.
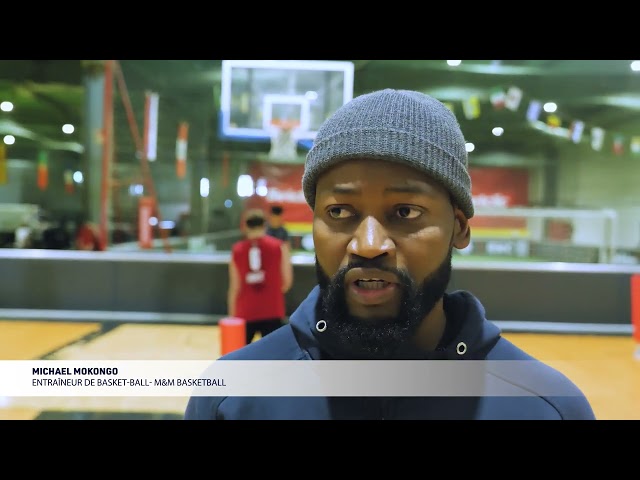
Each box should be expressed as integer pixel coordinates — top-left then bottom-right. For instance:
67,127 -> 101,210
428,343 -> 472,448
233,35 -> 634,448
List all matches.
486,337 -> 596,420
183,324 -> 308,420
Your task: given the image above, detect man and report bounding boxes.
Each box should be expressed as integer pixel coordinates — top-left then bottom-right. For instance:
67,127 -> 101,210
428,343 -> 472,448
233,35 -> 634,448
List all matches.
186,89 -> 596,420
266,205 -> 290,246
229,209 -> 293,345
14,220 -> 33,249
75,218 -> 101,251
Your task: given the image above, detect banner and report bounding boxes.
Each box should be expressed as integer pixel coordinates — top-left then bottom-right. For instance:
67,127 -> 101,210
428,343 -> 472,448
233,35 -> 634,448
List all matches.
0,360 -> 584,397
470,167 -> 529,239
143,92 -> 159,162
248,161 -> 313,234
138,196 -> 155,249
176,121 -> 188,178
37,150 -> 48,190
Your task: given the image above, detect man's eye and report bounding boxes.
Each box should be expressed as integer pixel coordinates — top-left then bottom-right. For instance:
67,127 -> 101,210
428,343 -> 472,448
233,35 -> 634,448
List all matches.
328,207 -> 353,219
396,206 -> 421,219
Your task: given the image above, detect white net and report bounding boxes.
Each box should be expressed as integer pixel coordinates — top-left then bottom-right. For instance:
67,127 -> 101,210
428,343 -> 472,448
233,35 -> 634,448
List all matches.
268,123 -> 299,162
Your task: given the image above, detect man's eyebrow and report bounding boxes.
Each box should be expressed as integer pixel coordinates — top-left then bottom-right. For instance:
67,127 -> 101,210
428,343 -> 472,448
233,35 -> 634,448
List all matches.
384,184 -> 430,194
331,185 -> 360,194
385,182 -> 442,196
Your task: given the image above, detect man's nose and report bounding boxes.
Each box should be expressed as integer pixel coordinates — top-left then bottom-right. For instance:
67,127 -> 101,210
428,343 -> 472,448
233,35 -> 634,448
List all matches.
347,216 -> 396,259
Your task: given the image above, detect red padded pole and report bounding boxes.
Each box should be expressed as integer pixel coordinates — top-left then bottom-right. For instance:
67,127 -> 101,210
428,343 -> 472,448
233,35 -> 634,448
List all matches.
219,317 -> 246,356
632,275 -> 640,360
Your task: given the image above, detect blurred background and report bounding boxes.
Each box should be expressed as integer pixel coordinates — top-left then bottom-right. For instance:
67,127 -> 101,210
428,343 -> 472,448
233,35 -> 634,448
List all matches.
2,60 -> 640,263
0,60 -> 639,420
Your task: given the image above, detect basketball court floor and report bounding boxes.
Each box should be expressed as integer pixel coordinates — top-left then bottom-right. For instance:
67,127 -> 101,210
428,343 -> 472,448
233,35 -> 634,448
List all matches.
0,319 -> 638,420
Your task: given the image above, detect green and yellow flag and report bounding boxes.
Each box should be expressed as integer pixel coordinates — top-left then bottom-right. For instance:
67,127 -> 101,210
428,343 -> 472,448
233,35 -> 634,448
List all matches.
37,150 -> 48,190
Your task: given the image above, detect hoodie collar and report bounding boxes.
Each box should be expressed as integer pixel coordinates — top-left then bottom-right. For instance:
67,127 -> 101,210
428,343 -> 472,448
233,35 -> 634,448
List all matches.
288,286 -> 502,360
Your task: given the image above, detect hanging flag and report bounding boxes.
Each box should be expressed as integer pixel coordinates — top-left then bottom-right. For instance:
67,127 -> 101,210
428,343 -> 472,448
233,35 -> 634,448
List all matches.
569,121 -> 585,144
526,100 -> 542,122
462,96 -> 481,120
591,127 -> 605,151
37,150 -> 48,190
547,113 -> 562,128
613,134 -> 625,155
505,86 -> 523,112
176,121 -> 189,178
490,88 -> 506,110
143,91 -> 159,162
0,143 -> 7,185
64,169 -> 74,194
631,136 -> 640,154
546,114 -> 561,129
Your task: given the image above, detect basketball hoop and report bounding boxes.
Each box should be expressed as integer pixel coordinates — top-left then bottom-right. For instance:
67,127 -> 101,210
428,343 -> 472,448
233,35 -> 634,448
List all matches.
268,120 -> 299,162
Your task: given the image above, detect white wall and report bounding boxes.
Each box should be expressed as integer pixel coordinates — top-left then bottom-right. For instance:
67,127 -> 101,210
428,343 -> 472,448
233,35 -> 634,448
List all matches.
556,148 -> 640,250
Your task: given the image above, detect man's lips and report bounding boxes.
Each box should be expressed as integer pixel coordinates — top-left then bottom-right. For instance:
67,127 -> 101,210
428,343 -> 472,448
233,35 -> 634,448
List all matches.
344,268 -> 399,285
344,268 -> 400,306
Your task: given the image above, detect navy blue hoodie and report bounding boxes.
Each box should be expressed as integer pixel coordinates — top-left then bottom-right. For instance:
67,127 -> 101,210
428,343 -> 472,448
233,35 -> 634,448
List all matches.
184,287 -> 596,420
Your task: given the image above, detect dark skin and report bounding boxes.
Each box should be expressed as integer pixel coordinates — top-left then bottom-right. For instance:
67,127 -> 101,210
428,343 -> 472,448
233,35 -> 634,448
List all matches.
313,158 -> 471,351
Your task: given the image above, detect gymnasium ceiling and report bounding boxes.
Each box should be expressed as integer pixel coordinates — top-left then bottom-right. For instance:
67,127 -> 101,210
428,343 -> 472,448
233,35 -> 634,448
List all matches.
2,60 -> 640,168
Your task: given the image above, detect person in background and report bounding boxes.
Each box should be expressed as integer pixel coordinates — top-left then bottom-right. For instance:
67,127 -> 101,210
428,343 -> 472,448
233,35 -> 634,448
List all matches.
228,208 -> 293,345
14,220 -> 33,248
185,88 -> 595,420
266,205 -> 290,246
266,204 -> 293,282
42,217 -> 72,250
75,218 -> 101,251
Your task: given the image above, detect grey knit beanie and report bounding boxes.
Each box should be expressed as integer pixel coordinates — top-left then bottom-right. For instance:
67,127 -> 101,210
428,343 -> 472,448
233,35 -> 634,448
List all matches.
303,88 -> 474,219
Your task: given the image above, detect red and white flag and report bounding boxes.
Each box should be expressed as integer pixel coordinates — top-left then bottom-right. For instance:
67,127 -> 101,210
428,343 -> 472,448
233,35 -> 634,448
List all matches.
143,92 -> 159,162
176,121 -> 189,178
613,134 -> 625,155
490,88 -> 506,110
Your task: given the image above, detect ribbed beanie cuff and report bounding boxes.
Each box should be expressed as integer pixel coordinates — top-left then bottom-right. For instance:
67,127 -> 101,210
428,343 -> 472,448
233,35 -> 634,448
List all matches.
303,89 -> 474,219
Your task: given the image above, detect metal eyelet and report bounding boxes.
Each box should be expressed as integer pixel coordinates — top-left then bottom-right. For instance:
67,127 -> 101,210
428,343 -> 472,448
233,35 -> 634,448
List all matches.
316,320 -> 327,332
456,342 -> 467,356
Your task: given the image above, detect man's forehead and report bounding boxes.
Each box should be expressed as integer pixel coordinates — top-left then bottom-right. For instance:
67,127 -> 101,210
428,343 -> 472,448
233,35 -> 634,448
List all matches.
315,158 -> 445,193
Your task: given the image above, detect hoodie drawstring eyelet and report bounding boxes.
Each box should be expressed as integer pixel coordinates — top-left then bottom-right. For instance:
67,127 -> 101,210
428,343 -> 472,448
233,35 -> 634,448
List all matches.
316,320 -> 327,333
456,342 -> 467,356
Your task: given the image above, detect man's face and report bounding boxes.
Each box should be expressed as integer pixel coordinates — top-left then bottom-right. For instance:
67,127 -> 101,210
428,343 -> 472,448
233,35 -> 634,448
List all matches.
269,214 -> 283,228
313,158 -> 470,359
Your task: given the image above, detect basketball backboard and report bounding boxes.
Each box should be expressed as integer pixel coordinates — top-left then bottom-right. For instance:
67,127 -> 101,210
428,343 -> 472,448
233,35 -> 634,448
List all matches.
219,60 -> 354,148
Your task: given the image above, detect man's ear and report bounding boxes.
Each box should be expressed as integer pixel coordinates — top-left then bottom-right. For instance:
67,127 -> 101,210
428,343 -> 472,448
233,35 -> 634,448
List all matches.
453,208 -> 471,250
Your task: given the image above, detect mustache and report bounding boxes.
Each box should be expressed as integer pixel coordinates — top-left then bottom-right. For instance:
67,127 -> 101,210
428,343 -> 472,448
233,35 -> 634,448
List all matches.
335,257 -> 408,282
316,256 -> 415,301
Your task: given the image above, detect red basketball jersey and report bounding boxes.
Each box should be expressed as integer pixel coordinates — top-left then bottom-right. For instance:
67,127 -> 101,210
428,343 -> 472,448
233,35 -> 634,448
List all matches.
232,235 -> 285,322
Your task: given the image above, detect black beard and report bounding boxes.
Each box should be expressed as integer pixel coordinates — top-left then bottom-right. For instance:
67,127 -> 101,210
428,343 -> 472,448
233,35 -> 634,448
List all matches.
315,249 -> 453,360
